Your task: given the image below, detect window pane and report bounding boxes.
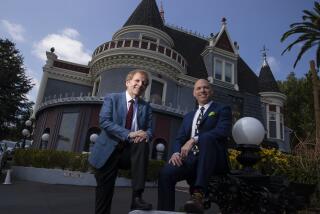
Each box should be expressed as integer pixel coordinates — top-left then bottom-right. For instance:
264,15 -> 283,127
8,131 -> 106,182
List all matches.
269,105 -> 276,112
56,113 -> 79,151
269,112 -> 276,121
215,60 -> 222,80
225,63 -> 232,83
269,121 -> 277,138
150,80 -> 163,105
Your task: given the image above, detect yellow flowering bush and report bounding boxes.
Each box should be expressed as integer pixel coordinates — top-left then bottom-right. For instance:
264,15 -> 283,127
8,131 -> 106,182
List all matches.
228,149 -> 241,170
228,147 -> 319,185
258,148 -> 289,175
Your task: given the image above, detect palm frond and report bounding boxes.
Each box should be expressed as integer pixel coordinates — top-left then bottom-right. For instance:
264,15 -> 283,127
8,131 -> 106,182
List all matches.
282,34 -> 316,54
314,1 -> 320,14
281,1 -> 320,68
302,10 -> 317,20
293,40 -> 317,68
284,26 -> 320,36
281,27 -> 319,42
290,22 -> 318,29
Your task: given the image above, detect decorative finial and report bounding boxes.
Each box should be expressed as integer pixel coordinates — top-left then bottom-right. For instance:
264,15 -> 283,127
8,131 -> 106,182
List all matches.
261,45 -> 269,67
222,17 -> 227,25
234,41 -> 239,50
50,47 -> 55,53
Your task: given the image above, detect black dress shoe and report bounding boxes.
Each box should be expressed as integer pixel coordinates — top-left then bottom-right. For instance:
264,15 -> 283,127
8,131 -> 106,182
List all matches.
184,192 -> 204,214
130,197 -> 153,210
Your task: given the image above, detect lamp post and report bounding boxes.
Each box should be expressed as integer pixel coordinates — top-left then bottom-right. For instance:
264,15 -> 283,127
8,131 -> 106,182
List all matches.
156,143 -> 165,160
21,120 -> 32,149
21,129 -> 30,149
232,117 -> 265,174
41,133 -> 50,149
89,133 -> 98,152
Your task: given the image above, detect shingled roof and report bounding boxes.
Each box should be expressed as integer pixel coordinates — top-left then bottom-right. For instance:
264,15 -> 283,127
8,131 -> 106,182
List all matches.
123,0 -> 164,30
164,26 -> 208,78
123,0 -> 261,95
237,57 -> 259,95
258,63 -> 280,93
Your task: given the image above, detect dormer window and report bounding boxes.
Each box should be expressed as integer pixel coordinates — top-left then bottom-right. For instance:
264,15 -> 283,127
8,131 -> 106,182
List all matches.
214,58 -> 234,84
215,59 -> 223,80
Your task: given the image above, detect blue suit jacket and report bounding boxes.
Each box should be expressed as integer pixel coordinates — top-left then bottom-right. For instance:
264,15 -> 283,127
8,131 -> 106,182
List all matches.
173,102 -> 232,154
88,92 -> 153,169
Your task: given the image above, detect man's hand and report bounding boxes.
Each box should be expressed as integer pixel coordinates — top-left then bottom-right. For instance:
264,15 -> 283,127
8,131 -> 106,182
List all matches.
180,138 -> 195,159
168,153 -> 183,167
129,130 -> 148,143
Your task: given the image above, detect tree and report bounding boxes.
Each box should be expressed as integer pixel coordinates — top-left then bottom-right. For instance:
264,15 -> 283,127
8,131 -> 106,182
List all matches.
281,1 -> 320,68
0,38 -> 34,140
278,72 -> 315,145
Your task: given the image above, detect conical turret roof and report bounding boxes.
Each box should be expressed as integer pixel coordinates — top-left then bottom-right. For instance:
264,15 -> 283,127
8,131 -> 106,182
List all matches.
258,61 -> 280,93
123,0 -> 164,30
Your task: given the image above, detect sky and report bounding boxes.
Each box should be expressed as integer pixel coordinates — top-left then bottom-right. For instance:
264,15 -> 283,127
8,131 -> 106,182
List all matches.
0,0 -> 315,103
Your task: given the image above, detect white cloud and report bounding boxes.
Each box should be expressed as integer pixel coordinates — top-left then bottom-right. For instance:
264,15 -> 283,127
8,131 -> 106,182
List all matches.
267,56 -> 281,74
32,28 -> 91,64
1,19 -> 25,42
62,28 -> 79,38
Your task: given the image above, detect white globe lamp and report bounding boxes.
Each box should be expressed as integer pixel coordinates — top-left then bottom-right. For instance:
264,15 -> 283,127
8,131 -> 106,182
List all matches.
232,117 -> 265,145
41,133 -> 50,149
90,133 -> 99,144
25,120 -> 32,127
232,117 -> 265,174
156,143 -> 165,160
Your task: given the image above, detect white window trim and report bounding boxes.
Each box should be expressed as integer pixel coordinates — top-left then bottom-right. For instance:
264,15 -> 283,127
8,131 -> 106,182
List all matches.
214,57 -> 234,84
144,75 -> 167,105
266,104 -> 284,140
92,76 -> 101,96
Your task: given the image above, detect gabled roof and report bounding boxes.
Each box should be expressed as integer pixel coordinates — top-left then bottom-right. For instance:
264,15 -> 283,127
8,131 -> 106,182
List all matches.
123,0 -> 164,30
237,57 -> 259,95
215,31 -> 235,53
258,63 -> 280,93
213,19 -> 237,54
164,26 -> 208,78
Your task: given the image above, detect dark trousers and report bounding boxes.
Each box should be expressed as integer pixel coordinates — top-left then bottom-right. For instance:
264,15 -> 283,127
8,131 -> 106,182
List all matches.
94,142 -> 149,214
157,140 -> 229,211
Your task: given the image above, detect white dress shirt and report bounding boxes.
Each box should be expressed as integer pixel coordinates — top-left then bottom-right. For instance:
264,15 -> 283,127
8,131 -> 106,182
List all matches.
191,101 -> 213,142
125,91 -> 138,131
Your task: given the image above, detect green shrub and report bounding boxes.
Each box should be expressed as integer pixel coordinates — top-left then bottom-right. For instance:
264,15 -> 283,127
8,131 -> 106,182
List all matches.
14,149 -> 164,181
13,149 -> 89,172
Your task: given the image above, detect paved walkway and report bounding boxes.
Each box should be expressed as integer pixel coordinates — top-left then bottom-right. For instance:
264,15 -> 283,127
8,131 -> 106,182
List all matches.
0,177 -> 219,214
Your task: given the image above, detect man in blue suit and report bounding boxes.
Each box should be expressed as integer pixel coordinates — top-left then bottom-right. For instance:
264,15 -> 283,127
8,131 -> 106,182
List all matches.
89,69 -> 153,214
158,79 -> 232,213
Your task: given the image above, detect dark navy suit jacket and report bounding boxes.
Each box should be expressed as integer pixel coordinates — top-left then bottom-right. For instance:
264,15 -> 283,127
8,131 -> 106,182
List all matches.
173,102 -> 232,159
